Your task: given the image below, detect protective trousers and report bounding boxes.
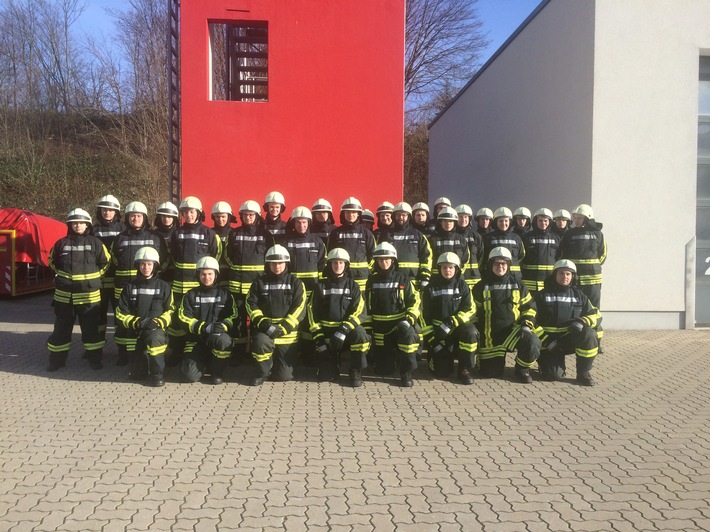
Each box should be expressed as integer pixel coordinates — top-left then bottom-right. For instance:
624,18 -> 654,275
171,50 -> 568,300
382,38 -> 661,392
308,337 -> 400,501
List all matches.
477,324 -> 541,378
537,325 -> 598,378
47,301 -> 105,365
370,322 -> 420,376
182,331 -> 233,382
428,322 -> 478,378
316,326 -> 371,379
251,330 -> 299,381
128,328 -> 168,379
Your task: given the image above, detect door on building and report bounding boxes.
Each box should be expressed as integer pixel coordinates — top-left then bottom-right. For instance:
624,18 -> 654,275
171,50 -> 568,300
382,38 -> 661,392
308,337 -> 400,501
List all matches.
697,57 -> 710,326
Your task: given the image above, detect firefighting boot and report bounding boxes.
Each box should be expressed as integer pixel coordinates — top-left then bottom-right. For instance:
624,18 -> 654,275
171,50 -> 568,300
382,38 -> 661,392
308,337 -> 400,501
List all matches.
116,345 -> 128,366
576,357 -> 596,386
400,371 -> 414,388
148,373 -> 165,387
514,365 -> 533,384
458,367 -> 474,385
349,369 -> 363,388
86,349 -> 104,370
47,351 -> 68,372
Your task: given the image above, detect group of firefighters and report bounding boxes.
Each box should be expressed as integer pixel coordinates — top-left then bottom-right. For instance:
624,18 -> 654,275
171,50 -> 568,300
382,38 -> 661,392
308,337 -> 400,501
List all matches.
46,192 -> 606,389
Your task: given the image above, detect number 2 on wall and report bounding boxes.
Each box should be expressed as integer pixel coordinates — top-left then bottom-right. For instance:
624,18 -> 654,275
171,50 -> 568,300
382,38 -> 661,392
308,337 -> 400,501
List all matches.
706,256 -> 710,276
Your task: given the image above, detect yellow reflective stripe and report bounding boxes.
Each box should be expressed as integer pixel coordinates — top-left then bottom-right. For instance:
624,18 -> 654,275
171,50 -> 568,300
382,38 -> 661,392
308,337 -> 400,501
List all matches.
147,344 -> 168,357
294,271 -> 319,279
459,341 -> 477,352
398,261 -> 419,268
84,340 -> 106,350
350,262 -> 368,269
521,264 -> 554,271
48,342 -> 72,352
231,264 -> 263,272
253,352 -> 272,362
477,345 -> 506,359
398,343 -> 419,354
371,312 -> 406,321
510,265 -> 521,272
575,258 -> 601,264
512,290 -> 520,322
576,346 -> 598,358
175,262 -> 197,269
515,355 -> 535,368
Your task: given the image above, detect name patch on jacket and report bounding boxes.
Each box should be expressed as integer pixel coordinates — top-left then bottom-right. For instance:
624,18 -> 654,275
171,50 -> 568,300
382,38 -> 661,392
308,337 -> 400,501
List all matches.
131,288 -> 159,296
372,282 -> 399,290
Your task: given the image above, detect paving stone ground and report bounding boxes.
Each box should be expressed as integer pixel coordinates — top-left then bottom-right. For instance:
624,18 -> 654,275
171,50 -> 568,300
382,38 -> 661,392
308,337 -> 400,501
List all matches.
1,292 -> 709,531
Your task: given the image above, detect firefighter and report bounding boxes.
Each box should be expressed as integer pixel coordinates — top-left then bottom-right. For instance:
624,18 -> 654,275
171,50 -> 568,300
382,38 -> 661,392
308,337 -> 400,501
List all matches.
167,196 -> 221,362
224,200 -> 275,363
284,206 -> 326,296
429,197 -> 452,233
472,246 -> 541,383
47,208 -> 111,371
520,208 -> 560,295
512,207 -> 532,237
365,242 -> 421,387
558,203 -> 607,348
111,201 -> 165,366
246,245 -> 306,385
263,191 -> 287,244
455,204 -> 483,289
373,201 -> 395,243
361,209 -> 375,232
421,253 -> 478,385
385,201 -> 432,287
482,207 -> 525,281
535,259 -> 600,386
411,202 -> 432,236
475,207 -> 494,237
326,197 -> 375,290
152,201 -> 180,288
311,198 -> 337,245
114,247 -> 173,387
307,248 -> 371,386
178,256 -> 237,385
428,206 -> 470,275
552,209 -> 571,238
211,201 -> 237,287
92,195 -> 125,339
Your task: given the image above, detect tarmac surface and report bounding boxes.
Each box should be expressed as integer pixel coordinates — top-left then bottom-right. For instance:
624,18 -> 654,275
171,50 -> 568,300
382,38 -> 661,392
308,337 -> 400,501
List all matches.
1,291 -> 709,531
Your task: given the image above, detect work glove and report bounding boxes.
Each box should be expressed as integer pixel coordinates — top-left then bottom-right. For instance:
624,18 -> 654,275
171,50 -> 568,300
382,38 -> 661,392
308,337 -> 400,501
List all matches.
267,324 -> 285,339
315,337 -> 330,354
203,323 -> 216,335
568,320 -> 584,333
434,318 -> 455,343
139,318 -> 158,332
258,319 -> 275,335
329,324 -> 349,353
396,320 -> 412,336
430,341 -> 446,355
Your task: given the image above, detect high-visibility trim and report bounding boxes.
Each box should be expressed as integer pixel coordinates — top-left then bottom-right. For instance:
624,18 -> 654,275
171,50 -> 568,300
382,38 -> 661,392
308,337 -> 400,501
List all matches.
212,348 -> 232,359
174,261 -> 198,269
520,264 -> 554,271
230,264 -> 264,272
274,336 -> 299,345
515,355 -> 535,368
576,346 -> 598,358
351,341 -> 370,353
459,341 -> 477,353
398,343 -> 420,354
123,339 -> 139,350
253,351 -> 272,362
83,340 -> 106,350
54,270 -> 102,281
574,258 -> 601,265
48,342 -> 72,352
477,345 -> 506,359
371,311 -> 407,322
147,344 -> 168,357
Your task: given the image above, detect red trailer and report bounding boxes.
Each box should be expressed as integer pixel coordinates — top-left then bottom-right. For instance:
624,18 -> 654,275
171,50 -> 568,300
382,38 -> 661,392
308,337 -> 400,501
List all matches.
0,208 -> 66,296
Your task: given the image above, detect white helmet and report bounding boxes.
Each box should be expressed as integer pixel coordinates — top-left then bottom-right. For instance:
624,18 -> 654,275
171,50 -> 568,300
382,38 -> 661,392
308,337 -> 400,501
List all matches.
376,201 -> 394,214
264,191 -> 286,212
67,208 -> 92,224
265,245 -> 290,263
554,209 -> 571,221
373,242 -> 397,259
311,198 -> 332,213
134,246 -> 160,265
572,204 -> 593,219
493,207 -> 513,219
394,201 -> 412,215
97,195 -> 121,211
327,248 -> 351,263
437,206 -> 458,221
514,207 -> 531,219
412,202 -> 430,213
340,197 -> 363,212
291,206 -> 312,221
157,202 -> 179,218
239,200 -> 261,214
455,204 -> 473,216
179,196 -> 203,213
534,208 -> 554,219
211,201 -> 233,216
125,201 -> 148,216
361,209 -> 375,224
196,256 -> 220,271
553,259 -> 577,273
433,197 -> 451,207
489,246 -> 513,262
437,252 -> 461,268
475,207 -> 493,220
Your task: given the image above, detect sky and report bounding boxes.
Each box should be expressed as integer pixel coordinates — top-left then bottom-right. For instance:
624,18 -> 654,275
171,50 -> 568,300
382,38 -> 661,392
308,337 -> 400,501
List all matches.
77,0 -> 542,66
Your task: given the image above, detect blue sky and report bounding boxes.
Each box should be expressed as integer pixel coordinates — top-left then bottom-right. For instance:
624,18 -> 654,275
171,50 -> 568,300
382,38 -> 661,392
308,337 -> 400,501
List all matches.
77,0 -> 542,66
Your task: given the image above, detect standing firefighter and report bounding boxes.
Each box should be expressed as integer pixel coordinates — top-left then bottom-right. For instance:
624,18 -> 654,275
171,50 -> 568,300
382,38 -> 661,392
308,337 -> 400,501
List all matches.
211,201 -> 237,287
307,248 -> 371,386
114,247 -> 173,387
535,260 -> 600,386
327,197 -> 375,290
365,242 -> 421,387
455,204 -> 483,289
472,246 -> 541,383
246,245 -> 307,385
263,191 -> 287,244
421,253 -> 478,385
386,201 -> 432,288
428,206 -> 470,276
482,207 -> 525,281
520,208 -> 560,294
178,256 -> 237,385
311,198 -> 337,245
47,209 -> 110,371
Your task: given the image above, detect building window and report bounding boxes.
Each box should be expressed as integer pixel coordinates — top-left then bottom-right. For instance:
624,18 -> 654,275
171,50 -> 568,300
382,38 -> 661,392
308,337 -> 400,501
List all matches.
209,21 -> 268,102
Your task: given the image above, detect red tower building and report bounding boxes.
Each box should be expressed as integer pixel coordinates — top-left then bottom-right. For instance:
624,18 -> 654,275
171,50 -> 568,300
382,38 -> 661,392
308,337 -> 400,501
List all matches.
175,0 -> 405,217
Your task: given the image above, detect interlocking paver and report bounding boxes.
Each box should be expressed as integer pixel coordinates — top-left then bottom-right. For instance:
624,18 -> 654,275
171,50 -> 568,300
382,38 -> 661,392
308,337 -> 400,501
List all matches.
1,294 -> 710,530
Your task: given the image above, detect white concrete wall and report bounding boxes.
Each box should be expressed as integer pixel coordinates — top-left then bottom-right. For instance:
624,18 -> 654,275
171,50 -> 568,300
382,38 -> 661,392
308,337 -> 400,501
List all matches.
592,0 -> 710,327
428,0 -> 595,211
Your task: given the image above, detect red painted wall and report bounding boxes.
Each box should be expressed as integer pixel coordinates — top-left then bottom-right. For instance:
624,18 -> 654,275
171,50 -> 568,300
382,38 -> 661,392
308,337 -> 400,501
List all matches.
180,0 -> 405,220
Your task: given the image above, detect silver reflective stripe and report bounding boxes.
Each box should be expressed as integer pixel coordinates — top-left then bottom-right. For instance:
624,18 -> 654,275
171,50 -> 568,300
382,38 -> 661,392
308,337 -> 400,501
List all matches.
177,233 -> 204,240
196,296 -> 219,303
288,242 -> 317,249
264,283 -> 292,290
430,288 -> 458,297
529,238 -> 557,244
132,288 -> 159,296
543,295 -> 580,303
571,234 -> 597,240
119,239 -> 155,247
233,235 -> 262,242
63,245 -> 92,251
372,282 -> 399,289
323,288 -> 351,295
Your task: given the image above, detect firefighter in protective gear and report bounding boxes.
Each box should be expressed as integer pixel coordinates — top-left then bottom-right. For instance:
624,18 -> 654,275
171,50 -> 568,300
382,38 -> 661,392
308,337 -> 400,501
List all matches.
428,197 -> 452,233
307,248 -> 371,386
365,242 -> 421,387
311,198 -> 337,245
263,191 -> 287,244
93,195 -> 125,338
482,207 -> 525,281
428,207 -> 470,277
373,201 -> 395,242
284,207 -> 326,295
47,209 -> 111,371
475,207 -> 493,237
535,260 -> 600,386
211,201 -> 236,287
111,201 -> 166,365
411,202 -> 431,236
380,201 -> 432,287
455,204 -> 483,288
115,247 -> 173,386
246,245 -> 307,385
558,203 -> 606,346
520,208 -> 560,294
472,246 -> 541,383
421,253 -> 478,385
552,209 -> 571,238
153,201 -> 179,284
225,200 -> 275,362
167,196 -> 222,361
327,197 -> 375,290
361,209 -> 375,231
512,207 -> 532,237
178,256 -> 237,385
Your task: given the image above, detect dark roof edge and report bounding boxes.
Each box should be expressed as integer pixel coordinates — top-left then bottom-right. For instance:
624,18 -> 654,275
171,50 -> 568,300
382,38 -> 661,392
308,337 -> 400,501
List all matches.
428,0 -> 552,129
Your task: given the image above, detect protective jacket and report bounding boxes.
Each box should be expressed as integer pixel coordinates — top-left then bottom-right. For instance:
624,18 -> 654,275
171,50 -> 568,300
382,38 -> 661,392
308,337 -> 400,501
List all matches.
307,267 -> 366,340
380,220 -> 432,284
366,263 -> 420,328
284,220 -> 326,295
428,224 -> 470,276
558,220 -> 607,287
112,225 -> 165,299
179,283 -> 237,336
482,227 -> 525,280
225,221 -> 274,296
521,224 -> 560,293
246,269 -> 307,335
421,273 -> 474,337
49,230 -> 110,305
169,222 -> 221,295
456,224 -> 483,287
327,216 -> 375,289
312,215 -> 336,245
115,274 -> 173,332
534,274 -> 600,339
92,217 -> 125,289
264,217 -> 287,244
